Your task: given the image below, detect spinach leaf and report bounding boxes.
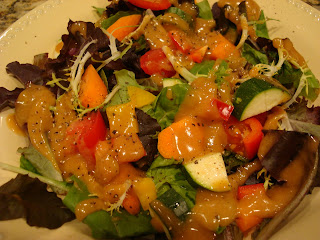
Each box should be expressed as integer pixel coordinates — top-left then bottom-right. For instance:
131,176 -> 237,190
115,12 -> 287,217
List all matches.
166,7 -> 193,25
242,43 -> 268,65
63,177 -> 155,239
190,60 -> 215,76
147,83 -> 189,129
274,60 -> 302,85
107,69 -> 145,107
0,174 -> 74,228
222,151 -> 249,174
147,156 -> 196,209
196,0 -> 213,20
255,10 -> 269,39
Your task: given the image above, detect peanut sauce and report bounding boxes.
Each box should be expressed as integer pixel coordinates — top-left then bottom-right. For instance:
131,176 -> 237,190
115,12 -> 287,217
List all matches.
273,38 -> 306,67
15,84 -> 59,171
70,21 -> 87,38
6,113 -> 26,136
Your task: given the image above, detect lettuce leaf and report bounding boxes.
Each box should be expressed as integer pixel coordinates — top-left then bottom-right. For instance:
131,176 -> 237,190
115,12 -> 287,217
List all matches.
147,83 -> 189,129
242,43 -> 268,65
255,10 -> 270,39
147,156 -> 196,209
18,145 -> 62,182
0,174 -> 74,229
196,0 -> 213,20
106,69 -> 146,107
190,60 -> 215,76
63,177 -> 155,239
274,60 -> 302,85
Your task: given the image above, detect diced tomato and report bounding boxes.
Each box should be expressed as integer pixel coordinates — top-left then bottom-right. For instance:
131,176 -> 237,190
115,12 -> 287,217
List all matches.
127,0 -> 171,10
211,98 -> 234,121
224,116 -> 263,159
66,111 -> 107,166
189,45 -> 208,63
168,30 -> 192,54
140,49 -> 176,77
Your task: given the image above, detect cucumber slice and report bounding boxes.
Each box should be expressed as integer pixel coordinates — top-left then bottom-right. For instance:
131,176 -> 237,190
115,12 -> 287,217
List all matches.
184,152 -> 231,192
163,78 -> 184,88
233,78 -> 291,121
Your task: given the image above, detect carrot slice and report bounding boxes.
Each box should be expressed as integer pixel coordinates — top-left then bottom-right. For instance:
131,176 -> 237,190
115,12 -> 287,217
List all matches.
107,14 -> 141,41
79,64 -> 108,108
122,187 -> 141,215
210,32 -> 240,60
158,117 -> 205,160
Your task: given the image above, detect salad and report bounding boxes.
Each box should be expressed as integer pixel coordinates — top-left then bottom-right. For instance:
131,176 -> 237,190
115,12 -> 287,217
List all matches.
0,0 -> 320,239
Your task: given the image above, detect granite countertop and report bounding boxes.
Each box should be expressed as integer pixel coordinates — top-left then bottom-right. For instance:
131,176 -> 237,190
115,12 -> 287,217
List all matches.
0,0 -> 319,35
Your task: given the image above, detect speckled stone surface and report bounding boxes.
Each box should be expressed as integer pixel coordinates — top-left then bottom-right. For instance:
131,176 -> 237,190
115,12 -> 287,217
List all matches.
0,0 -> 319,35
0,0 -> 47,34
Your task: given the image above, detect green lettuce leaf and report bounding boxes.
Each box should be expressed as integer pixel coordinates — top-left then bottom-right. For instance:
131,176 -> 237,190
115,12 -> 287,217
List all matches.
299,69 -> 320,101
190,60 -> 215,76
18,145 -> 62,182
274,60 -> 302,85
106,69 -> 145,107
92,6 -> 105,17
20,155 -> 39,174
196,0 -> 213,20
166,7 -> 193,25
242,43 -> 268,65
147,156 -> 196,209
147,83 -> 189,129
63,177 -> 155,239
255,10 -> 270,39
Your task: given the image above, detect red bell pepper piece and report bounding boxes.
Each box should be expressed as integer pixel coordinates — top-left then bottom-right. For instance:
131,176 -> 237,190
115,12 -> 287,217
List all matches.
236,183 -> 265,232
211,98 -> 234,121
66,111 -> 107,166
140,49 -> 176,77
236,215 -> 263,233
168,30 -> 192,54
237,183 -> 265,200
127,0 -> 171,10
242,118 -> 263,160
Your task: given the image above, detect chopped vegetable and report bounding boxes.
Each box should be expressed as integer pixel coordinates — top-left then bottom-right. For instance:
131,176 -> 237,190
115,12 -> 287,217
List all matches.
106,14 -> 142,41
79,64 -> 108,108
210,32 -> 240,60
127,0 -> 171,10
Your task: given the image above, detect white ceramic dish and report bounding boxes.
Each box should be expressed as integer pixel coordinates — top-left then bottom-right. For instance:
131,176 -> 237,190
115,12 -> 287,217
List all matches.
0,0 -> 319,239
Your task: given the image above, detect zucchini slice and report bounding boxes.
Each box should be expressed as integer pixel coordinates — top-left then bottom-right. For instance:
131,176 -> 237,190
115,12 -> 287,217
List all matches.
233,78 -> 291,121
184,152 -> 231,192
